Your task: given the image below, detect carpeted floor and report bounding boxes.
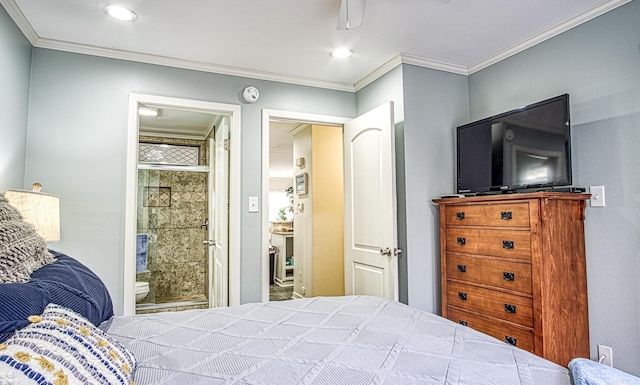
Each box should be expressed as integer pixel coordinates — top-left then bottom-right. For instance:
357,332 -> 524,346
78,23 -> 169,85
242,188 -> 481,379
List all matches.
269,284 -> 293,301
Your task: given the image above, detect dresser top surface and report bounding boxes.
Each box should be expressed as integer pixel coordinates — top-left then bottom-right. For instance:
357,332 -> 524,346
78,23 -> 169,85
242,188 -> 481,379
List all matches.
433,192 -> 590,204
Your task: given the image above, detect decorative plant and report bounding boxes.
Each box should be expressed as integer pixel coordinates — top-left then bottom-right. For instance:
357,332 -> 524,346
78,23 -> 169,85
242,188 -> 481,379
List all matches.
276,186 -> 294,222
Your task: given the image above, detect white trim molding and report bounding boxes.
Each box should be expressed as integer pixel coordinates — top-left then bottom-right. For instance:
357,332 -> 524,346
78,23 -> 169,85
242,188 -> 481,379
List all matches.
124,93 -> 242,315
467,0 -> 632,74
261,109 -> 351,303
1,0 -> 630,92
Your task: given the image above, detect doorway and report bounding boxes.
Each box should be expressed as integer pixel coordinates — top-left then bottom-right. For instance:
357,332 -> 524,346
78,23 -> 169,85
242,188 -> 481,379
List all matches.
268,121 -> 298,301
261,110 -> 350,303
124,94 -> 242,315
261,104 -> 399,303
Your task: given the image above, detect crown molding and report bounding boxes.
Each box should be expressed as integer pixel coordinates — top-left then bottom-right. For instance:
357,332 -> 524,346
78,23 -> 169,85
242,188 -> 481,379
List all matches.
353,54 -> 403,92
0,0 -> 37,44
353,53 -> 468,92
2,0 -> 630,92
468,0 -> 632,74
35,38 -> 356,92
400,53 -> 469,76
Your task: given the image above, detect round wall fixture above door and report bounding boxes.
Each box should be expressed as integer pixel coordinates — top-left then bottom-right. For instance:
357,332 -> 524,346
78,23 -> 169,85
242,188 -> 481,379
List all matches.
242,86 -> 260,103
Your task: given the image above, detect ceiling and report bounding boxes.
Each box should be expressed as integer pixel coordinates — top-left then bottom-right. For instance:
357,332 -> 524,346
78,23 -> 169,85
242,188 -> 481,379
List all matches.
1,0 -> 629,91
2,0 -> 629,178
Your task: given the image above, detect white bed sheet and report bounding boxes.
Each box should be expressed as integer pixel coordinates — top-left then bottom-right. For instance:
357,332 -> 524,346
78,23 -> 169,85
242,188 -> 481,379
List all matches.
106,295 -> 570,385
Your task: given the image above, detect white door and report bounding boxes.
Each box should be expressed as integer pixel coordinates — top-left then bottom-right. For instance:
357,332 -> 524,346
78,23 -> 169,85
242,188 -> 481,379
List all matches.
344,102 -> 398,300
209,118 -> 230,307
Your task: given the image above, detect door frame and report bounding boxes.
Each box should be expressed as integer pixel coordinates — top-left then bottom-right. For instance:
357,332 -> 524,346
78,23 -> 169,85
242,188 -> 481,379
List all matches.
123,93 -> 242,315
261,109 -> 350,302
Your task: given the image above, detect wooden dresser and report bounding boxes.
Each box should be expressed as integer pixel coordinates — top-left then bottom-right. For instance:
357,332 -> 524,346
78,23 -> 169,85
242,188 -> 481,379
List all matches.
433,192 -> 590,366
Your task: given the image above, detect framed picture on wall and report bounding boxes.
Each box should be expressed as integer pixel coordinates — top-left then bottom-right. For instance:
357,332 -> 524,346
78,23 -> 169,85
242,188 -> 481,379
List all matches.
296,173 -> 308,195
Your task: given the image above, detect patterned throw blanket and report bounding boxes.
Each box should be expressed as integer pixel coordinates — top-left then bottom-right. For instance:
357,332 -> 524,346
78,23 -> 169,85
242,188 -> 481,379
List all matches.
569,358 -> 640,385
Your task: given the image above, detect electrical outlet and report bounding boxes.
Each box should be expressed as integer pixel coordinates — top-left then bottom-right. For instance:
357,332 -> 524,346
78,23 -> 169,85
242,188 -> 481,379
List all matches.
598,345 -> 613,366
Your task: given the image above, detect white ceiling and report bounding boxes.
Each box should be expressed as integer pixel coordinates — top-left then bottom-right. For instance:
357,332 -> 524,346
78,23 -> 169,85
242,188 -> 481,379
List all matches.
2,0 -> 629,177
2,0 -> 629,91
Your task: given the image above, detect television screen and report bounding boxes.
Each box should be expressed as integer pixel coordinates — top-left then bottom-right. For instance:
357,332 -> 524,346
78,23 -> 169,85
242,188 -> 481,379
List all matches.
457,94 -> 571,194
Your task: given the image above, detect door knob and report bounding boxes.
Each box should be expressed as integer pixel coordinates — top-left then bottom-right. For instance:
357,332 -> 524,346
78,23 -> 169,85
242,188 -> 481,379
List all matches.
203,240 -> 216,246
380,247 -> 392,256
380,247 -> 402,256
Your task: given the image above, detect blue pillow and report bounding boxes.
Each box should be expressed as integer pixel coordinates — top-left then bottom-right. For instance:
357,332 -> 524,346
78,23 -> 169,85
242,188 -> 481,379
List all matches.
0,250 -> 113,342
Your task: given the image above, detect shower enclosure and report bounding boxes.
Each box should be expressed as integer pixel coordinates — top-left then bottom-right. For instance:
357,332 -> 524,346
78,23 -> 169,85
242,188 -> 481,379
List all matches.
135,139 -> 211,314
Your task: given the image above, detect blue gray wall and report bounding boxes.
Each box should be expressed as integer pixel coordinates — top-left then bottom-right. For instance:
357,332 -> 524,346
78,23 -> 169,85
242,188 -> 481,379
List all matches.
400,65 -> 469,312
355,64 -> 469,311
25,48 -> 355,313
0,5 -> 31,191
468,1 -> 640,375
5,0 -> 639,374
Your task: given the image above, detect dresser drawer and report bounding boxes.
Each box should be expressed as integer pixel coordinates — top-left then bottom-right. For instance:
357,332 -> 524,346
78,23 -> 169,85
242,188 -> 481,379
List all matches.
446,281 -> 533,327
447,307 -> 534,353
446,229 -> 531,260
445,203 -> 530,227
446,254 -> 532,294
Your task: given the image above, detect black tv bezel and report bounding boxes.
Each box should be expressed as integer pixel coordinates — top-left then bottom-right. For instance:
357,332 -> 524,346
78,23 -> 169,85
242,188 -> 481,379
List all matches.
456,94 -> 572,194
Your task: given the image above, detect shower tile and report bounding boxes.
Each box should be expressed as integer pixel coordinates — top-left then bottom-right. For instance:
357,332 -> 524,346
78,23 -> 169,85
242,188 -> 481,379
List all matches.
148,170 -> 160,186
189,228 -> 207,262
171,201 -> 206,228
159,170 -> 172,187
156,228 -> 189,265
155,262 -> 205,299
172,172 -> 207,192
144,186 -> 171,207
156,207 -> 171,229
147,231 -> 158,267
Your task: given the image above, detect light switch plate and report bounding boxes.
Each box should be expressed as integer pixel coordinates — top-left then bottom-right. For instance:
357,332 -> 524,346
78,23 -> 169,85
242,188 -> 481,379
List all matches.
590,186 -> 605,207
248,196 -> 259,213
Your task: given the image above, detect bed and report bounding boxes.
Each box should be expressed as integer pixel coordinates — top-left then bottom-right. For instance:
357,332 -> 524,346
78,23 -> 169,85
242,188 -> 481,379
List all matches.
105,295 -> 571,385
1,252 -> 572,385
0,191 -> 596,384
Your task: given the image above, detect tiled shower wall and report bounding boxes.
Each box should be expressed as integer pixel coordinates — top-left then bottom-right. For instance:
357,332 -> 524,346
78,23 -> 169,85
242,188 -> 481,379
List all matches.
136,141 -> 209,305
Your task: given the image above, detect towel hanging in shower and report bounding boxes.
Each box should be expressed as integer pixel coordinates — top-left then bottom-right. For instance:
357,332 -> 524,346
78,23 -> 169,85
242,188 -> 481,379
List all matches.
136,234 -> 148,273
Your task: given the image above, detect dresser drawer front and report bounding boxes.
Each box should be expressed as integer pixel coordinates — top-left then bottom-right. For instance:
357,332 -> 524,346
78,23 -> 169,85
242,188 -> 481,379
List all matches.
447,281 -> 533,327
447,229 -> 531,260
445,203 -> 530,227
446,254 -> 532,294
448,307 -> 534,353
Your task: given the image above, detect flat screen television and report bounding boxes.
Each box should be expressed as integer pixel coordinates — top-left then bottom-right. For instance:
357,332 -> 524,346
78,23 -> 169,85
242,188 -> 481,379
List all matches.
456,94 -> 571,194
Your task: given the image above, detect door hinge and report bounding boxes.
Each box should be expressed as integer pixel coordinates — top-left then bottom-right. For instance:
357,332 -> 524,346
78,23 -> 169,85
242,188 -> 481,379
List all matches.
224,139 -> 230,151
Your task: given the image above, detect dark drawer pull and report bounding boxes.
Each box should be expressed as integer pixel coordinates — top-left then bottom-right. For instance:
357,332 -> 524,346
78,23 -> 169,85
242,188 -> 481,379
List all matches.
456,212 -> 465,220
459,320 -> 467,326
503,272 -> 515,281
501,211 -> 512,220
458,292 -> 467,301
505,336 -> 517,346
457,237 -> 466,245
457,264 -> 466,273
504,304 -> 517,313
502,240 -> 514,249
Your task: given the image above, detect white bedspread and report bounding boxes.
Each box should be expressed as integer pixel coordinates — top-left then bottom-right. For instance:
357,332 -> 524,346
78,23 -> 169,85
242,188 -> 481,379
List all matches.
105,295 -> 570,384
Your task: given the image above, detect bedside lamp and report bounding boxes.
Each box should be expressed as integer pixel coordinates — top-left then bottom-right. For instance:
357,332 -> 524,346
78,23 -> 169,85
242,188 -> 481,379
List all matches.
5,183 -> 60,242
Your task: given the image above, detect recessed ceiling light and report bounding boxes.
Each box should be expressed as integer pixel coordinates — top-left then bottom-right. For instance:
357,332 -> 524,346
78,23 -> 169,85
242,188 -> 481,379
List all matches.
139,107 -> 160,117
104,4 -> 138,22
330,47 -> 354,59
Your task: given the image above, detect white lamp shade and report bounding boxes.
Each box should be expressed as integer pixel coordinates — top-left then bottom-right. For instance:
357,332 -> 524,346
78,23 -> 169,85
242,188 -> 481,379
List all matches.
5,189 -> 60,242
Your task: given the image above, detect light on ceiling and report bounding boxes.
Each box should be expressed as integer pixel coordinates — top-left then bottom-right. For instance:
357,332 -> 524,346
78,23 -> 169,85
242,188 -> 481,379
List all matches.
139,107 -> 162,117
330,47 -> 354,59
103,4 -> 138,22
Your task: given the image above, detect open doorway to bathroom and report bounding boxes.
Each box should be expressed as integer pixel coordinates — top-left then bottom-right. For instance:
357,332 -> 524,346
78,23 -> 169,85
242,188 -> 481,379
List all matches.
134,107 -> 222,314
125,94 -> 241,315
